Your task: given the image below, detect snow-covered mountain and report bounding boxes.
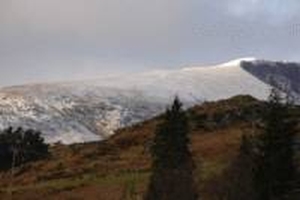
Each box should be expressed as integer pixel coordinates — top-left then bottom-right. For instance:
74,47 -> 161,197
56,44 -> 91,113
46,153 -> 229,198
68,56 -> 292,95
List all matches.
0,58 -> 299,144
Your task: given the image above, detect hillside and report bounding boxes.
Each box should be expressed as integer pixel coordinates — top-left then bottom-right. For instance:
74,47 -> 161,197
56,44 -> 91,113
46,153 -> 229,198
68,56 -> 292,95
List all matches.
0,58 -> 299,144
0,95 -> 298,200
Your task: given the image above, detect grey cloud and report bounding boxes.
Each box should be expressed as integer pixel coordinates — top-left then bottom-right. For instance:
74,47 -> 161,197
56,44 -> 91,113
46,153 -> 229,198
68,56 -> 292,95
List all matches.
0,0 -> 185,46
0,0 -> 300,86
226,0 -> 300,24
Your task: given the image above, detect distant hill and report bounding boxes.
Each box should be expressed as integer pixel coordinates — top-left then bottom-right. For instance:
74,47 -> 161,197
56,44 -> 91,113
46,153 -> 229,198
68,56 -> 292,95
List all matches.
0,58 -> 299,144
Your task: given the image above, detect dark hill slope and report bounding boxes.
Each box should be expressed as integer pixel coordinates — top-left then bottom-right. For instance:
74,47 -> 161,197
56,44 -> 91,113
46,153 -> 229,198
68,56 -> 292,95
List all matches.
242,60 -> 300,96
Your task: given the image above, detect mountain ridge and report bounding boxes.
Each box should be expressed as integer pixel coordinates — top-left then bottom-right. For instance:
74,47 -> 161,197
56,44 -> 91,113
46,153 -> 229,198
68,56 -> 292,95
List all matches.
0,58 -> 298,144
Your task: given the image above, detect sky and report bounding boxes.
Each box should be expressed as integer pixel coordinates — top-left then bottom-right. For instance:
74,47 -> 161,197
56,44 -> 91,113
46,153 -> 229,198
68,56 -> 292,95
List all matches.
0,0 -> 300,86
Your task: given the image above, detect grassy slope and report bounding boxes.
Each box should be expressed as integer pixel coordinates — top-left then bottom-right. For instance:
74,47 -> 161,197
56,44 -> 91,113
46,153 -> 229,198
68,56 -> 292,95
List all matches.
0,95 -> 297,200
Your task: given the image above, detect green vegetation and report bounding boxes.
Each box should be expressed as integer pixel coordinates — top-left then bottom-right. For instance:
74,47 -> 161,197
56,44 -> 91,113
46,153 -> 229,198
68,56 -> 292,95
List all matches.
0,171 -> 149,193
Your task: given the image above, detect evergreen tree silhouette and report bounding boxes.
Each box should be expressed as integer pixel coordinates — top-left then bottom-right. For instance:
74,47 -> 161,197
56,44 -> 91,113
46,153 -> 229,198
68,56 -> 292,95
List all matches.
254,88 -> 297,200
145,97 -> 198,200
224,135 -> 257,200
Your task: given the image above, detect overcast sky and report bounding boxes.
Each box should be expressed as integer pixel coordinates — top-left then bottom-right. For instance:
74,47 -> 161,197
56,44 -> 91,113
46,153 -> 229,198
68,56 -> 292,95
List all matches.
0,0 -> 300,86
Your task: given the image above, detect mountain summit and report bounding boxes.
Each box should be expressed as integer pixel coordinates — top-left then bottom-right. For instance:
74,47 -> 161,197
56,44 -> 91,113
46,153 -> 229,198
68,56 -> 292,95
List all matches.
0,58 -> 299,144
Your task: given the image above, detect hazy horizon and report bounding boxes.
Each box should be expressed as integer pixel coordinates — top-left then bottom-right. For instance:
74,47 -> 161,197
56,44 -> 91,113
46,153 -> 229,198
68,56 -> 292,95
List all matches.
1,0 -> 300,86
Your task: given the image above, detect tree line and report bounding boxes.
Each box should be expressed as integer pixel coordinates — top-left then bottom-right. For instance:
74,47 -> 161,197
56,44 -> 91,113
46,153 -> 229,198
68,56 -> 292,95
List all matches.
0,127 -> 49,170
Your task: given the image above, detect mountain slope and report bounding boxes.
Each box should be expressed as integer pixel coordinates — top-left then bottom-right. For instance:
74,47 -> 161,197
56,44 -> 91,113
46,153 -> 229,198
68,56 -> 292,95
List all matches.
0,58 -> 298,144
87,57 -> 271,101
0,86 -> 165,144
0,95 -> 298,200
241,60 -> 300,101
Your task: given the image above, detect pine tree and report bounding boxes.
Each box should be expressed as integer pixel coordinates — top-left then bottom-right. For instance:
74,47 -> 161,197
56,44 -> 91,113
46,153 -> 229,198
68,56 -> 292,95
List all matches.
224,135 -> 257,200
254,88 -> 297,200
145,97 -> 198,200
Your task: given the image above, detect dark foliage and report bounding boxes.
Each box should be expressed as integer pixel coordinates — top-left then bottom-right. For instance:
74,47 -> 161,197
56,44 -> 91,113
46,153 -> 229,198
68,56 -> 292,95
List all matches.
222,135 -> 257,200
145,97 -> 198,200
254,88 -> 298,200
0,127 -> 49,170
221,88 -> 299,200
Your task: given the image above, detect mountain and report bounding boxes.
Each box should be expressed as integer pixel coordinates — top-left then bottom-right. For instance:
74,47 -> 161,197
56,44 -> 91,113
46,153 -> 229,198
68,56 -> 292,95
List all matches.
0,58 -> 299,144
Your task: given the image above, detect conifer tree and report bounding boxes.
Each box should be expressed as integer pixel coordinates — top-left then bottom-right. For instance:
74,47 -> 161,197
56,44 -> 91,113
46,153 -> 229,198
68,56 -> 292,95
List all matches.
145,97 -> 198,200
224,135 -> 257,200
254,88 -> 297,200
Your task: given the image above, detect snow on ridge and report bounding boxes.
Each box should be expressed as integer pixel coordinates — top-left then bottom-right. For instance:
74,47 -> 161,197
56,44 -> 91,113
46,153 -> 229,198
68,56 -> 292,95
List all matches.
181,57 -> 257,72
0,58 -> 298,144
0,83 -> 166,144
87,58 -> 271,102
219,57 -> 257,67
